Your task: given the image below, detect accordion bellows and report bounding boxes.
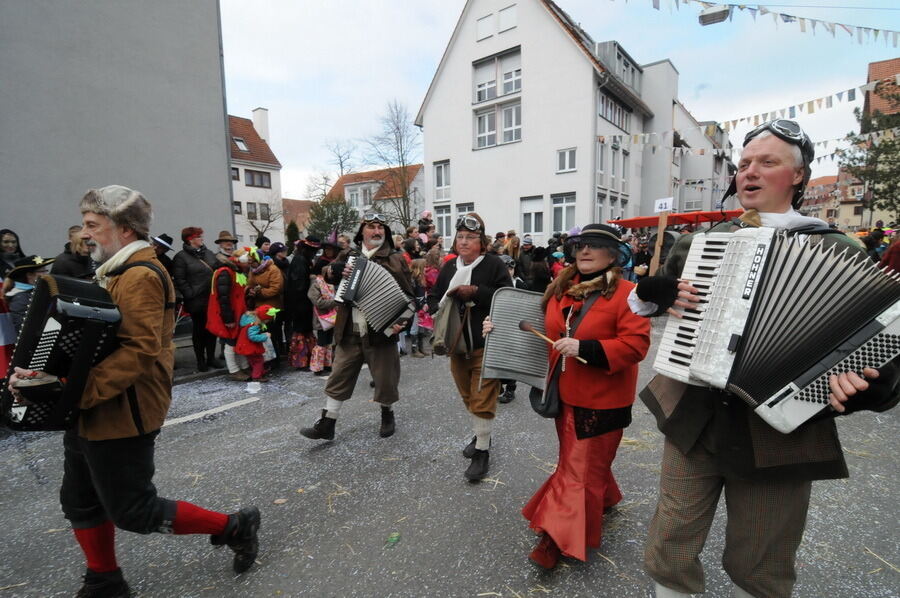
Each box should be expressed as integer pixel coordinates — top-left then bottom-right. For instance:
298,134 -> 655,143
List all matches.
654,227 -> 900,433
334,256 -> 415,335
2,275 -> 120,430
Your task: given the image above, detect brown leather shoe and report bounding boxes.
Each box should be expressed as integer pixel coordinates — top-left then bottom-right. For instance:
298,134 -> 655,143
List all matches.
229,370 -> 250,381
528,533 -> 561,570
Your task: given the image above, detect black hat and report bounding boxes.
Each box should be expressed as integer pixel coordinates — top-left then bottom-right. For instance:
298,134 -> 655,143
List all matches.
255,236 -> 271,248
268,242 -> 287,256
151,233 -> 174,252
7,255 -> 54,280
564,223 -> 631,267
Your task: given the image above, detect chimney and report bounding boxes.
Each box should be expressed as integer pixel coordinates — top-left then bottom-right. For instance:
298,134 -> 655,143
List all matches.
252,107 -> 269,142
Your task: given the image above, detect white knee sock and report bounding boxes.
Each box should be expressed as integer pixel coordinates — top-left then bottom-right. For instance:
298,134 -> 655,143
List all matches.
473,415 -> 492,450
654,582 -> 693,598
378,403 -> 393,411
223,344 -> 240,374
325,398 -> 343,419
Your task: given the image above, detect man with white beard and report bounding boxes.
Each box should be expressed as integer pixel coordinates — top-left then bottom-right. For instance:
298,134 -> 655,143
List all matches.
300,212 -> 414,441
9,185 -> 260,597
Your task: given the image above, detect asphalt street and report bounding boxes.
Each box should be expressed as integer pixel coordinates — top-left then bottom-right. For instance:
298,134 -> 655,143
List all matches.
0,317 -> 897,597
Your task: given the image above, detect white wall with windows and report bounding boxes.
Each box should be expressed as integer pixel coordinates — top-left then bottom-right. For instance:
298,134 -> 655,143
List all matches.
231,162 -> 283,245
419,0 -> 603,246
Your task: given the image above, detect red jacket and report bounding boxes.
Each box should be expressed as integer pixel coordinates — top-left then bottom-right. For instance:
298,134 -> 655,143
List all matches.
206,267 -> 246,339
544,277 -> 650,410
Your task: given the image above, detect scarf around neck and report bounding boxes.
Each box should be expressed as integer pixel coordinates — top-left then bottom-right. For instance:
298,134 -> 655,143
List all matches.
439,255 -> 485,306
94,240 -> 151,288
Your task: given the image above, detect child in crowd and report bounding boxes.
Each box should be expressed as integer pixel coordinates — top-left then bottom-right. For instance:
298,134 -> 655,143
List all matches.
409,258 -> 433,358
236,304 -> 279,382
308,262 -> 337,376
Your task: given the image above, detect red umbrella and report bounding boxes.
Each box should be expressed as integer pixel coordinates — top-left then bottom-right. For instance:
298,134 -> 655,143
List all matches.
609,210 -> 743,229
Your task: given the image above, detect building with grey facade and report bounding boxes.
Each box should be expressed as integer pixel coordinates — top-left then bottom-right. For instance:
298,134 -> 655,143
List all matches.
0,0 -> 233,257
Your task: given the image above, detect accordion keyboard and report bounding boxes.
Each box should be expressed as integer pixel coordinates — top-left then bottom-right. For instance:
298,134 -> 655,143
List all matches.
653,233 -> 731,384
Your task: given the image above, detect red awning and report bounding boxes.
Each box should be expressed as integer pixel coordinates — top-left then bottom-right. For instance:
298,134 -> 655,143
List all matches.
609,210 -> 744,229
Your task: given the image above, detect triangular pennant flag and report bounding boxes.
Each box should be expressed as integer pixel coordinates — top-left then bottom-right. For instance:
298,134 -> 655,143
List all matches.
753,114 -> 760,126
816,98 -> 823,109
825,22 -> 836,37
857,27 -> 863,45
826,96 -> 833,109
731,119 -> 738,129
781,13 -> 795,23
799,18 -> 806,33
860,81 -> 879,93
873,29 -> 879,42
780,108 -> 786,118
838,23 -> 852,37
772,12 -> 779,28
807,101 -> 815,114
836,90 -> 844,102
759,7 -> 769,16
810,19 -> 817,34
748,7 -> 757,20
789,105 -> 796,118
652,0 -> 660,9
848,88 -> 856,102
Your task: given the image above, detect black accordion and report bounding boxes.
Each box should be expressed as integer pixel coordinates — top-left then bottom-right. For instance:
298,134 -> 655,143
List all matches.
2,275 -> 120,431
654,227 -> 900,433
335,256 -> 415,335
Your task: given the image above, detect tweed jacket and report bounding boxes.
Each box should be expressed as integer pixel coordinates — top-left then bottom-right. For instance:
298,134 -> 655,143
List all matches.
641,215 -> 898,481
79,248 -> 175,441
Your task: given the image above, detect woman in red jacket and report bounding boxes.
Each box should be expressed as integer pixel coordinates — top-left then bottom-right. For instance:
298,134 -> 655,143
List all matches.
491,223 -> 650,570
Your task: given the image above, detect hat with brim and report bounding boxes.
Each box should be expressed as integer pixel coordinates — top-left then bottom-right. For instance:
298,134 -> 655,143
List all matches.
214,230 -> 238,244
151,234 -> 174,252
7,255 -> 55,279
301,235 -> 322,249
564,223 -> 631,267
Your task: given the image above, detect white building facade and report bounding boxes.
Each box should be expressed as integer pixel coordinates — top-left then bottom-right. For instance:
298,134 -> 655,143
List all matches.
416,0 -> 732,242
229,108 -> 285,245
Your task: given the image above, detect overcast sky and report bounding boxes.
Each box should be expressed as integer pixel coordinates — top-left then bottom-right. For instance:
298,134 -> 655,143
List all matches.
220,0 -> 900,199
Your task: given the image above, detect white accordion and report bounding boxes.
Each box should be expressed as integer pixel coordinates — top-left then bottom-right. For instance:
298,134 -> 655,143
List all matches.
335,255 -> 415,336
654,227 -> 900,433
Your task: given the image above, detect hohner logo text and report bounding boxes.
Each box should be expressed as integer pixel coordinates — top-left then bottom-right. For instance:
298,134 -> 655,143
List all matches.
742,244 -> 766,299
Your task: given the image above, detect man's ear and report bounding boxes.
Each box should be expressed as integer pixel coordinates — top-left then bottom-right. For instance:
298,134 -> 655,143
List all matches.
792,168 -> 804,186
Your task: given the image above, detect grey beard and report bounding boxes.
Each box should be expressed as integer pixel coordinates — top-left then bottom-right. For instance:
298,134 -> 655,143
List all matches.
90,239 -> 123,264
363,238 -> 384,251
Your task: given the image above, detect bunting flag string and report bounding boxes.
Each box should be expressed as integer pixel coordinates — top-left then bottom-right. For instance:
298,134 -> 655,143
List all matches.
649,0 -> 899,47
593,74 -> 896,149
597,126 -> 899,161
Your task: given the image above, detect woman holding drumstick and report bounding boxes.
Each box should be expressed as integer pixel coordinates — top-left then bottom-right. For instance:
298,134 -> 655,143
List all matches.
485,223 -> 650,570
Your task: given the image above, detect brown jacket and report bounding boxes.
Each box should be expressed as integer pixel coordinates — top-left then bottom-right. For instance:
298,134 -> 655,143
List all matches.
249,259 -> 284,309
78,248 -> 175,440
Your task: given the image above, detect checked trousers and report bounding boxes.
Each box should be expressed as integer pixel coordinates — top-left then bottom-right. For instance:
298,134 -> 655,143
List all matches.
644,437 -> 812,598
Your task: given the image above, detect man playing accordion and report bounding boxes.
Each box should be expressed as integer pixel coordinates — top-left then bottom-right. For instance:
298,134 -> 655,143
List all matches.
9,186 -> 260,597
299,212 -> 415,442
631,121 -> 900,598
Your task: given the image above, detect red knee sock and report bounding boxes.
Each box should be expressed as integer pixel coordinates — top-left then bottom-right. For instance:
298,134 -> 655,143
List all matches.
171,501 -> 229,535
73,520 -> 118,573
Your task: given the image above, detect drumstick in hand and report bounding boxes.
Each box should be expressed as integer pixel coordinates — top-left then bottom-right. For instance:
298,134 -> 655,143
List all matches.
518,320 -> 587,364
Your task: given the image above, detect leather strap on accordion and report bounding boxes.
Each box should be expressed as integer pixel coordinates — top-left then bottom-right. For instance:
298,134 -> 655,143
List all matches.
481,288 -> 548,390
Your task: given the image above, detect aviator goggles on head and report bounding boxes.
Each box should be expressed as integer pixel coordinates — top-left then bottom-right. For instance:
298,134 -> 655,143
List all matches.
362,212 -> 388,224
743,119 -> 814,164
456,215 -> 483,233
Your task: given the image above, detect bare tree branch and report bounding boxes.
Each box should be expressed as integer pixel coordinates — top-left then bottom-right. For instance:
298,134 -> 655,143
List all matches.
325,140 -> 356,178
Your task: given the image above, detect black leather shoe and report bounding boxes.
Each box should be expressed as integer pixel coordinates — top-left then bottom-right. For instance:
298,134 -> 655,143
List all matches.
379,407 -> 395,438
76,568 -> 132,598
464,449 -> 490,481
499,388 -> 516,403
462,436 -> 477,459
210,506 -> 261,573
300,410 -> 336,440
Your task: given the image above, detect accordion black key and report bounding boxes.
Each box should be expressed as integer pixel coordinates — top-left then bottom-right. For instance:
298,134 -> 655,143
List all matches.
2,275 -> 121,431
335,256 -> 415,335
654,227 -> 900,433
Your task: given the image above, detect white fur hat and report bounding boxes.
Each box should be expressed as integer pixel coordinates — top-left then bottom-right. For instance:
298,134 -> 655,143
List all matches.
79,185 -> 153,240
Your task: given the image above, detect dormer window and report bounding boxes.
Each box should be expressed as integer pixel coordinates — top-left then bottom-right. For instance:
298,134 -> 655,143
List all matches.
233,137 -> 249,152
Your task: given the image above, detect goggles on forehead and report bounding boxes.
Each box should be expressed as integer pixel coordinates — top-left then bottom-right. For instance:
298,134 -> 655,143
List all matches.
363,212 -> 388,224
744,119 -> 814,163
456,215 -> 483,232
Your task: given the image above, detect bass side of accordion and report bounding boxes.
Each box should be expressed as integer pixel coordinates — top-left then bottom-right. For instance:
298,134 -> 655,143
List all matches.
653,227 -> 900,434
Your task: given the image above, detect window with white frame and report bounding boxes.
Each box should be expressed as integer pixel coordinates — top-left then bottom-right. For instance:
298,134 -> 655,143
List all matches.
498,4 -> 517,32
597,143 -> 606,187
246,202 -> 258,220
596,192 -> 606,223
434,161 -> 450,200
233,201 -> 242,215
551,193 -> 576,233
610,147 -> 618,188
348,190 -> 359,208
435,205 -> 452,238
476,110 -> 497,148
473,49 -> 521,103
520,196 -> 543,235
557,148 -> 576,173
621,151 -> 629,193
476,14 -> 493,41
361,187 -> 372,205
233,137 -> 249,152
598,91 -> 631,133
502,103 -> 521,143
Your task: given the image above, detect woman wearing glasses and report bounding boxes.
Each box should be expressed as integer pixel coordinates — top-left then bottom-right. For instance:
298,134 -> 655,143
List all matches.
427,213 -> 511,481
486,223 -> 650,569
